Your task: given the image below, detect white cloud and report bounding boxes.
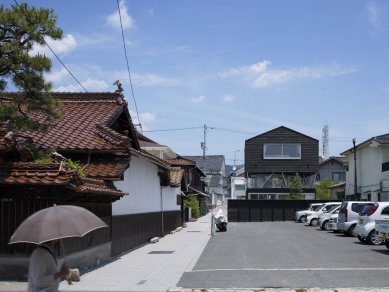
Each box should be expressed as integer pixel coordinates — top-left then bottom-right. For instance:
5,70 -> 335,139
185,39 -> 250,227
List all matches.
222,94 -> 236,103
132,73 -> 179,87
53,79 -> 109,92
30,34 -> 77,56
219,60 -> 358,88
191,95 -> 206,103
45,68 -> 69,83
129,110 -> 156,131
367,2 -> 381,30
106,0 -> 134,30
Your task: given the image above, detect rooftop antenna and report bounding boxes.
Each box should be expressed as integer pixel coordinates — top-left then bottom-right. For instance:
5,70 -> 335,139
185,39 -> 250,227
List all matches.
322,123 -> 329,159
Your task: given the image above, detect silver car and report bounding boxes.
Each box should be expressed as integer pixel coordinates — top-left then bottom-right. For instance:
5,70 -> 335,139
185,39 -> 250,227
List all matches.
318,205 -> 340,230
337,201 -> 374,236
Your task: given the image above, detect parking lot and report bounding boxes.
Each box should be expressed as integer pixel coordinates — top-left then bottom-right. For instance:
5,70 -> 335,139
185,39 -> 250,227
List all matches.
178,221 -> 389,289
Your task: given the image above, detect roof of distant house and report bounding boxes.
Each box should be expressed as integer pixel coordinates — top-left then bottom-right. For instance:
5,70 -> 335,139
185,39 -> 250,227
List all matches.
341,133 -> 389,155
183,155 -> 225,173
319,156 -> 347,166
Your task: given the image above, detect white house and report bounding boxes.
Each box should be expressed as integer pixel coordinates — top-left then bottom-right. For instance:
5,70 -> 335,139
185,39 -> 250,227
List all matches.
341,134 -> 389,201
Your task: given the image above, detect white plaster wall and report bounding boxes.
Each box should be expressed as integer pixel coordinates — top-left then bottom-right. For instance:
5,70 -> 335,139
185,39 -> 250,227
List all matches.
113,156 -> 161,215
345,143 -> 389,198
231,177 -> 246,199
162,186 -> 181,211
358,145 -> 382,195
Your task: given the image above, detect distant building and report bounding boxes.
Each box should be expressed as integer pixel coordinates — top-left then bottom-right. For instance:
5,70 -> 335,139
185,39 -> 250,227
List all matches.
317,156 -> 347,182
341,133 -> 389,201
184,155 -> 227,206
245,126 -> 319,200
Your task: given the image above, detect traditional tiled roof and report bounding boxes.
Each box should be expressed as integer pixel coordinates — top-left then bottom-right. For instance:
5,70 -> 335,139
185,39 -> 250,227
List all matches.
75,177 -> 127,197
0,162 -> 75,185
184,155 -> 225,173
209,174 -> 222,187
0,162 -> 126,200
0,92 -> 139,152
170,167 -> 184,186
83,158 -> 129,180
167,157 -> 196,166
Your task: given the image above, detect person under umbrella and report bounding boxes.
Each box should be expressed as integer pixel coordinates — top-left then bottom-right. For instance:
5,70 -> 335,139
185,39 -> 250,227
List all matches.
9,204 -> 108,292
27,239 -> 69,292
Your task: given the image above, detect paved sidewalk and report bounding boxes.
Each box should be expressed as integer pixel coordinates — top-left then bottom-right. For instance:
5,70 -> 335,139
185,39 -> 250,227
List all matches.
60,210 -> 214,291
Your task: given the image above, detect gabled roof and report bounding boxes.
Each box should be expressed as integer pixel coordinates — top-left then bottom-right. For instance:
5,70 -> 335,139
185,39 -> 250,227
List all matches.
246,126 -> 318,142
184,155 -> 225,173
0,92 -> 140,152
167,155 -> 206,177
341,133 -> 389,155
319,156 -> 347,166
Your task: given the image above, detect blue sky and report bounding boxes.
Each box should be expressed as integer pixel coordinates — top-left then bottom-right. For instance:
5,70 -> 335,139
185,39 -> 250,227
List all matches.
4,0 -> 389,165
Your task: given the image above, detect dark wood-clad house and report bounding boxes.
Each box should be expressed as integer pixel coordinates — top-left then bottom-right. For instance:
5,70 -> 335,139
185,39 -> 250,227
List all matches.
245,126 -> 319,200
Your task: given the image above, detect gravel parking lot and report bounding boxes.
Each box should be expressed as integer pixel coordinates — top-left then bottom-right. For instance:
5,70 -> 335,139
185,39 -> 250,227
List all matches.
178,221 -> 389,289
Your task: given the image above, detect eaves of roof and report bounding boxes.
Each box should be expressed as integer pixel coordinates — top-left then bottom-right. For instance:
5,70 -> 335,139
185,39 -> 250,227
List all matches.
130,148 -> 170,170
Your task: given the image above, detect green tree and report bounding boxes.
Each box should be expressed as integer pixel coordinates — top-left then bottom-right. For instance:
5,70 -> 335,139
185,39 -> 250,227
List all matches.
0,3 -> 63,131
289,173 -> 304,200
315,179 -> 337,200
184,194 -> 200,218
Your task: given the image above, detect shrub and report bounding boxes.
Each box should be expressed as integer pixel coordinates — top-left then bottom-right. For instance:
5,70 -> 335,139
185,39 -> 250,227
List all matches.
184,194 -> 200,218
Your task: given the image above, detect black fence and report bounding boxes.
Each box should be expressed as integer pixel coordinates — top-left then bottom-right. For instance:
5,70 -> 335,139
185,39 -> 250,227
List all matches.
228,199 -> 338,222
0,199 -> 111,256
111,210 -> 181,256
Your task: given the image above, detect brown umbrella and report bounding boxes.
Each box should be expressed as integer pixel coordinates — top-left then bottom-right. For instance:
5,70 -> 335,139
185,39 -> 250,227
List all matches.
9,205 -> 108,244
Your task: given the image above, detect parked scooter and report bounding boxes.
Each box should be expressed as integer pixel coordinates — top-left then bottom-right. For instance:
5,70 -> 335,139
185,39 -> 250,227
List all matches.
214,209 -> 228,232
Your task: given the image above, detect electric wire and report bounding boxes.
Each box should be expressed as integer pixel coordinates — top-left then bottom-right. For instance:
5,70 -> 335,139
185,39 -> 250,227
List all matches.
116,0 -> 142,132
143,126 -> 204,132
13,0 -> 87,92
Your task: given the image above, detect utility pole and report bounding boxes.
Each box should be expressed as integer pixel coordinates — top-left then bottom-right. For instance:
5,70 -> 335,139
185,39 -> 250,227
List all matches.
201,124 -> 207,172
233,149 -> 240,174
353,138 -> 358,200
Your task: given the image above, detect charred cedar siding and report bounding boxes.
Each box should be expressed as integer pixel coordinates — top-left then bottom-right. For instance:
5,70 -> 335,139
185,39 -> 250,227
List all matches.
245,127 -> 319,174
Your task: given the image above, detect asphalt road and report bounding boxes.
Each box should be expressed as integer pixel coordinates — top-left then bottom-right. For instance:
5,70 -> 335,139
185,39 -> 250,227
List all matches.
177,221 -> 389,289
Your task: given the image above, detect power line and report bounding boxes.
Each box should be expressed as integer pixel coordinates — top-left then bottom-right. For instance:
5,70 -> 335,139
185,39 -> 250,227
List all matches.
143,126 -> 204,132
209,126 -> 256,135
116,0 -> 142,131
13,0 -> 87,92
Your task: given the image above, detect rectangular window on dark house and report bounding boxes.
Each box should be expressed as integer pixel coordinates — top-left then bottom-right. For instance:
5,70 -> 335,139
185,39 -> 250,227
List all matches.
263,144 -> 301,159
332,172 -> 345,181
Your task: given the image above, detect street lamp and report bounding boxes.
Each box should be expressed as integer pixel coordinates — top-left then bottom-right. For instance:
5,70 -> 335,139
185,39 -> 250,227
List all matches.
352,138 -> 358,200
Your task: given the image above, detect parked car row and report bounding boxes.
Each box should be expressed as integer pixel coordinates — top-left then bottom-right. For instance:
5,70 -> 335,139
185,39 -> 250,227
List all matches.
296,201 -> 389,249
